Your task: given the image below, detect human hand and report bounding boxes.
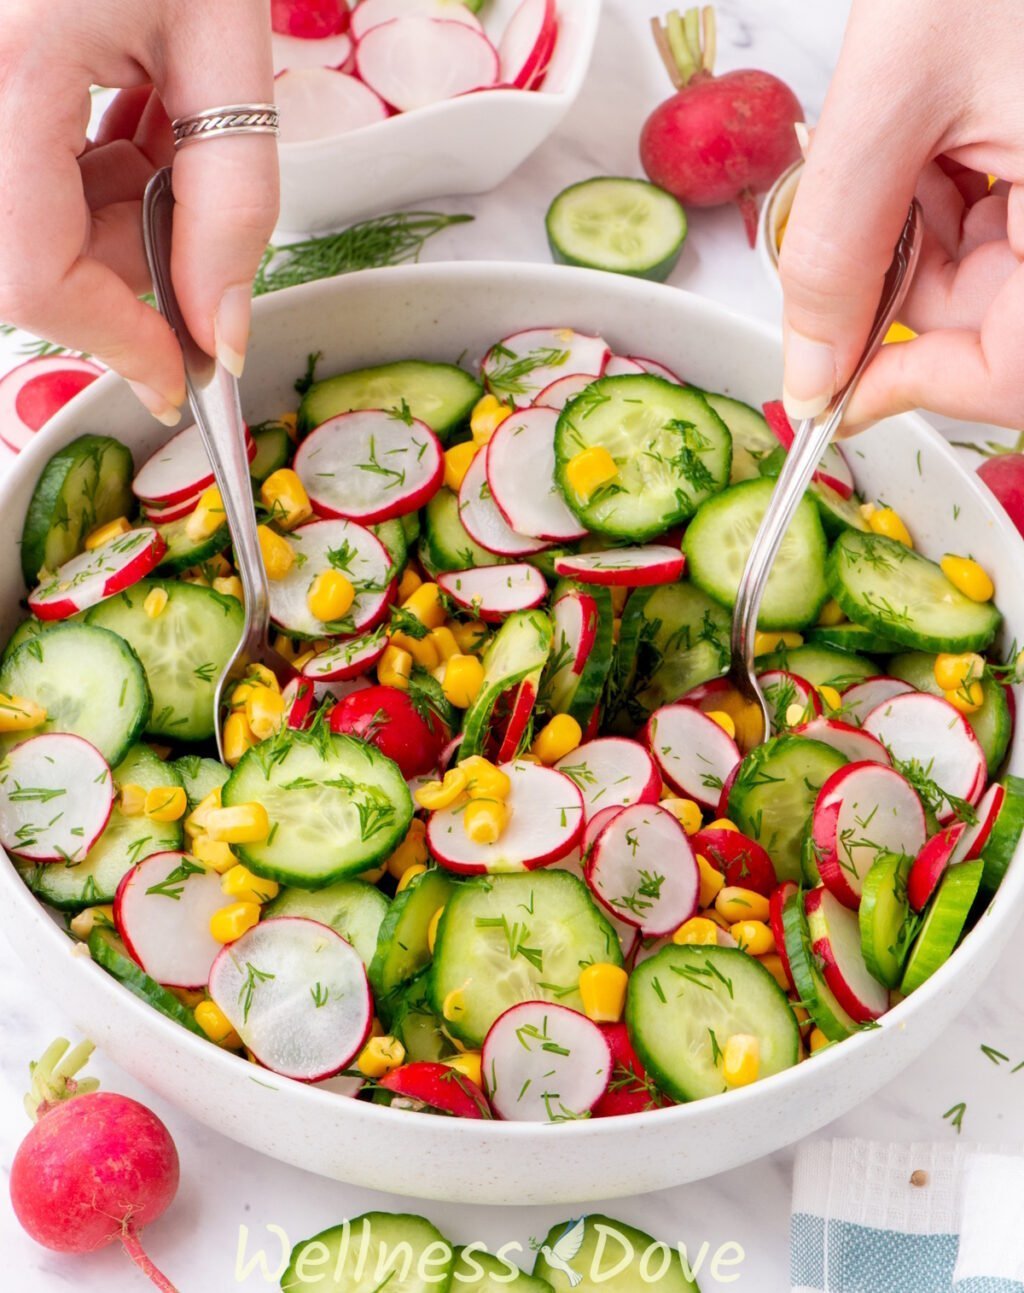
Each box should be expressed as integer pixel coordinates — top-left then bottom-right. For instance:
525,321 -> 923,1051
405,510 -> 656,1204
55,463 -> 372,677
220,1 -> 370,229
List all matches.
778,0 -> 1024,432
0,0 -> 278,425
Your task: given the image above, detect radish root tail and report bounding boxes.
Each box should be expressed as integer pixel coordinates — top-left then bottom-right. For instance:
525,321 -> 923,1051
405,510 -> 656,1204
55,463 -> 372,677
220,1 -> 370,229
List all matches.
120,1226 -> 182,1293
735,189 -> 760,248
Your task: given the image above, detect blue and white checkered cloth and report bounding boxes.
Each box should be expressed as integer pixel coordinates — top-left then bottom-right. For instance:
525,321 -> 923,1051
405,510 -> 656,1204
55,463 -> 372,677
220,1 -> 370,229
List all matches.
792,1141 -> 1024,1292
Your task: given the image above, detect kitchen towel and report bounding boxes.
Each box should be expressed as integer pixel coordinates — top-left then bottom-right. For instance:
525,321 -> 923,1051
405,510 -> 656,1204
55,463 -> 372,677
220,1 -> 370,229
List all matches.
791,1139 -> 1024,1292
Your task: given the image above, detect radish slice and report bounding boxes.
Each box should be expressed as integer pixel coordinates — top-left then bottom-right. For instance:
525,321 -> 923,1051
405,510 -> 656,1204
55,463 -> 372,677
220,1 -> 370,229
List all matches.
950,782 -> 1005,865
645,704 -> 741,809
268,519 -> 395,639
0,356 -> 102,453
313,674 -> 372,706
553,546 -> 686,587
295,410 -> 442,523
581,805 -> 624,859
114,852 -> 227,989
763,401 -> 855,499
544,589 -> 600,714
350,0 -> 483,40
134,423 -> 255,506
692,827 -> 777,896
482,1000 -> 611,1122
493,677 -> 539,764
559,848 -> 642,960
841,676 -> 915,727
301,630 -> 389,681
907,824 -> 966,913
630,356 -> 684,385
533,373 -> 596,411
603,355 -> 646,377
555,737 -> 661,822
0,733 -> 113,863
28,527 -> 166,620
498,0 -> 557,89
806,886 -> 890,1021
862,692 -> 987,822
486,407 -> 587,542
437,564 -> 547,622
275,68 -> 388,142
587,802 -> 699,936
790,717 -> 891,766
379,1061 -> 490,1118
427,760 -> 583,873
209,916 -> 373,1081
356,17 -> 499,112
769,882 -> 799,991
482,328 -> 610,409
283,676 -> 317,729
811,762 -> 927,909
142,489 -> 203,524
273,31 -> 354,73
758,670 -> 822,730
458,445 -> 550,557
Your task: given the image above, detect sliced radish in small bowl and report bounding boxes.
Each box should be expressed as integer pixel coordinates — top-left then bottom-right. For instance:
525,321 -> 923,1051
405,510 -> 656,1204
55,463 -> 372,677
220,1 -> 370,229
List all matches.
458,445 -> 550,557
301,630 -> 389,681
356,17 -> 499,113
0,733 -> 113,863
482,1000 -> 611,1122
645,703 -> 741,809
806,886 -> 890,1022
437,564 -> 547,622
907,823 -> 967,913
482,328 -> 610,409
134,423 -> 255,506
379,1061 -> 490,1118
350,0 -> 483,41
841,676 -> 915,727
28,527 -> 166,620
487,407 -> 586,542
554,736 -> 661,822
0,355 -> 102,453
692,827 -> 777,896
498,0 -> 557,90
790,717 -> 891,765
275,68 -> 389,143
586,802 -> 699,936
268,518 -> 395,639
533,373 -> 596,411
553,546 -> 685,587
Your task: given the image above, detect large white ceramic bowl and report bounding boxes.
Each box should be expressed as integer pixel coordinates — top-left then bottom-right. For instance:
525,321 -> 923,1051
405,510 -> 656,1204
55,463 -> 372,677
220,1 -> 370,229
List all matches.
3,263 -> 1022,1205
277,0 -> 601,232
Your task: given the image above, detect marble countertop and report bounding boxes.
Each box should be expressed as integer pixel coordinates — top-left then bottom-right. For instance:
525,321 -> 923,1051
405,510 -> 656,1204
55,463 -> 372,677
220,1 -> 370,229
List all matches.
3,2 -> 1024,1289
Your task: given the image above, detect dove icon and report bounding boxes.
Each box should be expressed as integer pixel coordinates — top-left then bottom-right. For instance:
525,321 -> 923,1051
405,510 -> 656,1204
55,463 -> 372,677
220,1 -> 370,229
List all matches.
540,1216 -> 587,1287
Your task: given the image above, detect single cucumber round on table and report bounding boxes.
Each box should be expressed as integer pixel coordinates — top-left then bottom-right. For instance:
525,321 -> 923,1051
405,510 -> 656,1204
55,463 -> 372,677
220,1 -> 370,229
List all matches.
545,177 -> 687,282
554,375 -> 731,541
780,889 -> 857,1042
858,851 -> 914,989
827,531 -> 1001,653
370,868 -> 455,1017
420,485 -> 508,575
533,1214 -> 699,1292
684,478 -> 828,628
283,1212 -> 454,1292
900,859 -> 984,994
264,878 -> 389,968
87,927 -> 206,1037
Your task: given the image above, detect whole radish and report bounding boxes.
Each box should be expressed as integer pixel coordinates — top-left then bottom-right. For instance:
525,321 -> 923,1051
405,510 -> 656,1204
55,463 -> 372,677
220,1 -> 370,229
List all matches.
272,0 -> 350,39
10,1039 -> 181,1291
640,7 -> 803,246
978,453 -> 1024,538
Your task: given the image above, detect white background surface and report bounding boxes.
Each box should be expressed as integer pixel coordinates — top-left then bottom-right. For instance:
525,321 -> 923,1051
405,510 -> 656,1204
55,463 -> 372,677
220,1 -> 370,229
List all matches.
2,2 -> 1024,1289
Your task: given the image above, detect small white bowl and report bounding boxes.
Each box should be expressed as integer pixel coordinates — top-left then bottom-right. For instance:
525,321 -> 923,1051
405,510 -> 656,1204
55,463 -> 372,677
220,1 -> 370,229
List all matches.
756,157 -> 803,291
277,0 -> 602,233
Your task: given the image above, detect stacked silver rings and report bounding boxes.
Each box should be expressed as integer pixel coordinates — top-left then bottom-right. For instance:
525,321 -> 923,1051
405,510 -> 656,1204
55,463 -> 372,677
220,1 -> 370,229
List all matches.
171,103 -> 280,149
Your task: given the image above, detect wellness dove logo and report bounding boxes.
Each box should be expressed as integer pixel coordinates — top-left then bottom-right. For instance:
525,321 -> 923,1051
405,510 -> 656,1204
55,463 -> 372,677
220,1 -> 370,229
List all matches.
534,1217 -> 586,1287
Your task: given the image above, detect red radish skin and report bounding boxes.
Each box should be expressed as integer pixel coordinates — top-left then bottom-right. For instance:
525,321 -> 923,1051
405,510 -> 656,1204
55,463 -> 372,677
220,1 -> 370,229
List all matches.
272,0 -> 349,38
379,1061 -> 490,1118
593,1022 -> 673,1117
908,824 -> 967,913
329,683 -> 449,779
692,826 -> 777,896
0,356 -> 102,453
978,453 -> 1024,538
769,881 -> 799,991
640,8 -> 802,245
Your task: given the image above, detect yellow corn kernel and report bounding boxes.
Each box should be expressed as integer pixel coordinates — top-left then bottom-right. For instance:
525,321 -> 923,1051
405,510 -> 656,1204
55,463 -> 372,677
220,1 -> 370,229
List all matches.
357,1035 -> 406,1079
867,507 -> 913,548
716,886 -> 771,924
706,709 -> 736,740
934,652 -> 984,692
260,468 -> 312,531
442,653 -> 485,709
463,798 -> 508,845
228,675 -> 260,711
884,321 -> 917,344
257,525 -> 295,580
245,685 -> 286,741
565,446 -> 618,503
753,630 -> 804,656
194,1000 -> 242,1048
444,1051 -> 483,1087
531,714 -> 582,765
470,393 -> 513,445
758,952 -> 790,990
291,649 -> 316,672
427,906 -> 445,954
144,786 -> 187,822
392,630 -> 440,671
706,818 -> 739,833
307,569 -> 356,624
69,904 -> 114,940
223,711 -> 255,767
809,1027 -> 829,1054
206,802 -> 271,844
221,863 -> 279,904
360,865 -> 385,884
415,767 -> 469,812
945,681 -> 985,714
273,633 -> 298,662
403,581 -> 447,630
578,963 -> 629,1023
192,833 -> 237,874
205,553 -> 233,580
84,516 -> 132,550
940,554 -> 994,603
276,411 -> 298,440
119,783 -> 147,817
0,693 -> 47,732
397,568 -> 422,602
209,901 -> 261,943
184,786 -> 222,838
249,663 -> 280,692
459,755 -> 512,800
722,1034 -> 760,1087
660,797 -> 703,835
142,586 -> 168,620
185,487 -> 226,542
732,919 -> 775,956
428,626 -> 460,663
792,1004 -> 812,1030
673,916 -> 720,946
696,854 -> 725,908
817,684 -> 843,713
396,862 -> 427,893
442,987 -> 468,1023
386,819 -> 429,879
213,575 -> 244,602
377,644 -> 413,691
451,620 -> 488,654
443,440 -> 479,492
816,598 -> 846,627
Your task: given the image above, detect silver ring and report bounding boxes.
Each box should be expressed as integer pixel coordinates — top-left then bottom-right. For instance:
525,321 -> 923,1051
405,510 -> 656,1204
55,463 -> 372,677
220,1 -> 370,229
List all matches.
172,103 -> 279,149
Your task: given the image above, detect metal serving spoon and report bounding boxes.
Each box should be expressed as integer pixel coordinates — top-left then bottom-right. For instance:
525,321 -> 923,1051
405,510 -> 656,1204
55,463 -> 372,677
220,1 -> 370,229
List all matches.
726,199 -> 925,751
142,168 -> 291,761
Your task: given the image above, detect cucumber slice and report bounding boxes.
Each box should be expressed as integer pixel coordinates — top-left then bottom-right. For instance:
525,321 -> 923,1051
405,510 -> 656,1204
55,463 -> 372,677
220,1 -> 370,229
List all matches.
223,727 -> 413,888
859,851 -> 914,989
264,879 -> 389,967
980,775 -> 1024,891
87,580 -> 243,741
0,622 -> 149,766
154,515 -> 231,574
283,1212 -> 454,1291
806,622 -> 903,656
900,859 -> 983,994
1,616 -> 55,666
545,177 -> 687,282
298,360 -> 482,443
888,651 -> 1012,775
391,972 -> 458,1063
87,927 -> 206,1037
420,485 -> 506,574
171,754 -> 229,809
684,478 -> 828,629
554,376 -> 732,541
19,745 -> 183,910
456,1246 -> 554,1291
460,609 -> 552,758
626,945 -> 799,1101
780,889 -> 857,1042
430,870 -> 622,1048
369,516 -> 409,571
401,509 -> 421,545
756,444 -> 869,537
702,392 -> 775,483
533,1215 -> 698,1292
20,434 -> 134,584
248,419 -> 293,483
369,867 -> 455,1016
760,643 -> 875,691
728,735 -> 847,883
828,531 -> 1001,653
540,582 -> 614,725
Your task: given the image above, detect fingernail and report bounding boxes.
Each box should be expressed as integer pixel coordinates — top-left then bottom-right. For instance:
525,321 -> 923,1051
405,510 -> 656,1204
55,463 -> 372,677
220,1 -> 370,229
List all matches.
215,284 -> 252,379
783,330 -> 836,422
129,381 -> 182,427
794,121 -> 811,159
